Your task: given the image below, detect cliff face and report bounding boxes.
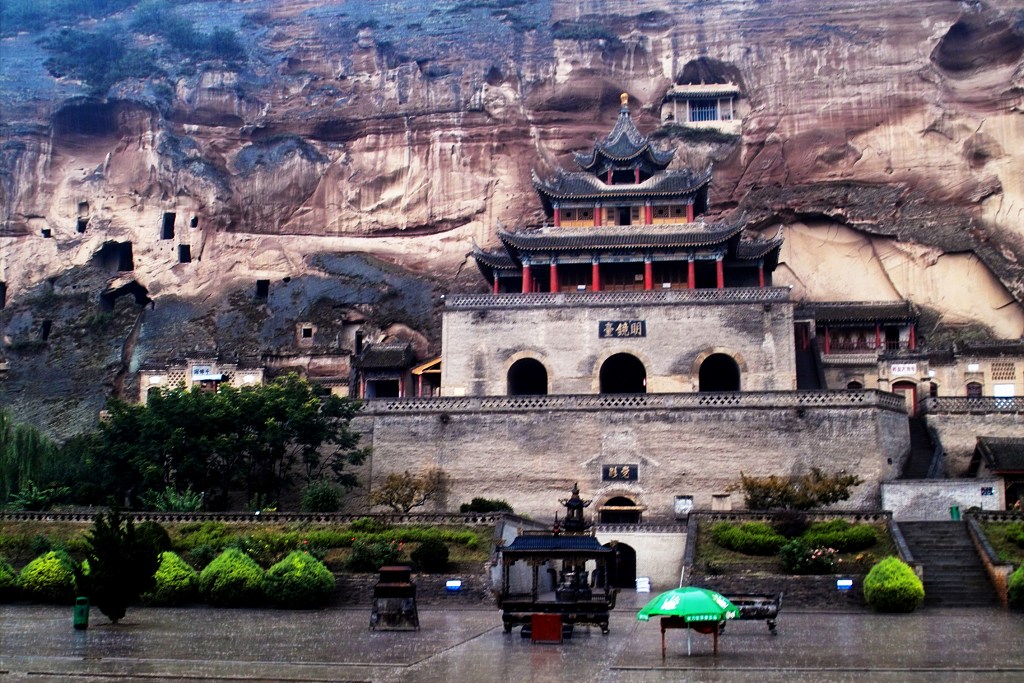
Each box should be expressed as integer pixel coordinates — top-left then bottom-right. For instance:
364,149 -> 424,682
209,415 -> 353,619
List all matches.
1,0 -> 1023,434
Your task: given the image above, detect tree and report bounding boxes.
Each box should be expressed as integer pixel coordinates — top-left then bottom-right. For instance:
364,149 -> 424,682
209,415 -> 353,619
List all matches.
0,408 -> 57,507
369,469 -> 445,513
733,468 -> 863,510
83,510 -> 160,624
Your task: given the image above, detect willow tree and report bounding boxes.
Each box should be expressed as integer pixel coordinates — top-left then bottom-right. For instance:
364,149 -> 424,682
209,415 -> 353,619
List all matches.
0,408 -> 57,507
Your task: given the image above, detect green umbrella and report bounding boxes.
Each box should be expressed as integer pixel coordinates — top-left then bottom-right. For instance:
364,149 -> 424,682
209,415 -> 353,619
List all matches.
637,587 -> 740,657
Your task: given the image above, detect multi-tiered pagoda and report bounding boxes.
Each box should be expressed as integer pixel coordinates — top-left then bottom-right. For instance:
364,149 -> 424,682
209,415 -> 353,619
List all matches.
474,94 -> 782,294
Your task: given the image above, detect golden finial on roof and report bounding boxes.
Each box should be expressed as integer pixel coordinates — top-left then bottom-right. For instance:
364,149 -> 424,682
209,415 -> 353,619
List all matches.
620,92 -> 629,106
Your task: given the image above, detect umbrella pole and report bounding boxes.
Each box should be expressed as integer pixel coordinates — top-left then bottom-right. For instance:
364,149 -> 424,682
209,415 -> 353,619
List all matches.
713,625 -> 718,656
687,627 -> 691,656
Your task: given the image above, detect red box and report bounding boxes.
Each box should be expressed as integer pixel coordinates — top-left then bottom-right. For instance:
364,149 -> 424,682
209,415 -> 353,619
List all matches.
531,614 -> 563,643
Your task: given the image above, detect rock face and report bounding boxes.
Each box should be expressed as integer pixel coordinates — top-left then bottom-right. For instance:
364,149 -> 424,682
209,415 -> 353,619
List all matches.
1,0 -> 1023,434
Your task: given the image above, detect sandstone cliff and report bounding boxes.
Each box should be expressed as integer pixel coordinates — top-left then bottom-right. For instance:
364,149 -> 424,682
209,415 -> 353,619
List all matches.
1,0 -> 1023,435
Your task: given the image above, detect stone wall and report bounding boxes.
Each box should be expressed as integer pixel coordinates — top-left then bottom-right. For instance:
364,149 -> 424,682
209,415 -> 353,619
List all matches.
688,574 -> 868,610
360,391 -> 909,523
881,480 -> 1005,521
440,289 -> 796,396
925,412 -> 1024,476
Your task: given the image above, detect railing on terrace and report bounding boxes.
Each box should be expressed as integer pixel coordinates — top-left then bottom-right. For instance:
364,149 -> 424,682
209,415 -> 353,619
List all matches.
445,287 -> 791,309
0,511 -> 506,525
825,340 -> 913,353
363,390 -> 907,414
920,396 -> 1024,414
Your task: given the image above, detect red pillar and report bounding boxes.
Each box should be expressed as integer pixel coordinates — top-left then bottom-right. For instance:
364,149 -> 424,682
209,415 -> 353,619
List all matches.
591,261 -> 601,292
634,168 -> 641,184
522,264 -> 532,293
644,260 -> 653,290
594,204 -> 602,227
553,206 -> 561,227
399,375 -> 405,397
607,170 -> 613,184
825,325 -> 831,354
550,262 -> 559,293
758,263 -> 765,288
417,374 -> 423,398
645,203 -> 653,225
687,204 -> 694,222
875,324 -> 881,350
360,377 -> 366,398
716,258 -> 724,289
493,276 -> 499,294
688,259 -> 695,289
909,324 -> 916,351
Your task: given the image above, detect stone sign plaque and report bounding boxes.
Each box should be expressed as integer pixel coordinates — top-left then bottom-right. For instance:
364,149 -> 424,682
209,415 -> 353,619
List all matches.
599,321 -> 646,338
602,464 -> 638,481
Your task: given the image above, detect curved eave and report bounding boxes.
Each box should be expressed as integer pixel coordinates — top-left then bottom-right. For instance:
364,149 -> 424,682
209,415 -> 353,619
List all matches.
473,244 -> 519,281
532,166 -> 713,204
574,145 -> 676,170
497,219 -> 746,255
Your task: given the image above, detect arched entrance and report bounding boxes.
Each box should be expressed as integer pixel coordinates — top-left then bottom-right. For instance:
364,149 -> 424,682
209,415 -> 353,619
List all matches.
599,354 -> 646,394
603,541 -> 637,589
891,380 -> 918,417
698,353 -> 740,392
599,496 -> 643,524
507,358 -> 548,395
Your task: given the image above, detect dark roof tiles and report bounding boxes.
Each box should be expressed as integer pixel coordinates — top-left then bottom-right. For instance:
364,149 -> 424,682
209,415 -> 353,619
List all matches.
533,167 -> 711,201
976,437 -> 1024,472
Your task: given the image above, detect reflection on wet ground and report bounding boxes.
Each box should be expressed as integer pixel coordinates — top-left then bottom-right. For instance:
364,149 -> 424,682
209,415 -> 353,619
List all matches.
2,597 -> 1023,682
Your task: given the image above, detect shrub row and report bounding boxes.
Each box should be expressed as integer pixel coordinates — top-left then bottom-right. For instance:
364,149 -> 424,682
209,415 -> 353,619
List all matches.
711,520 -> 878,564
711,522 -> 787,555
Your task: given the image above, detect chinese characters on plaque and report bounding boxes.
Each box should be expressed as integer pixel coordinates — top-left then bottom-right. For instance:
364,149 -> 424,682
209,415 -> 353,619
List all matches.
602,464 -> 638,481
599,321 -> 646,338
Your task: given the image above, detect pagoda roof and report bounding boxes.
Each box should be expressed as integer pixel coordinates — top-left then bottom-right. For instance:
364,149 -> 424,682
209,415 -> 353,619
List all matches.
573,99 -> 676,171
735,228 -> 784,261
532,165 -> 711,205
794,301 -> 918,325
353,342 -> 414,369
975,437 -> 1024,473
501,534 -> 611,555
497,216 -> 746,257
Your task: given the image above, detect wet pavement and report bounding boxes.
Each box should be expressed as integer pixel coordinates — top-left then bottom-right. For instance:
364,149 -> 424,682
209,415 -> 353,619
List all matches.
2,594 -> 1023,682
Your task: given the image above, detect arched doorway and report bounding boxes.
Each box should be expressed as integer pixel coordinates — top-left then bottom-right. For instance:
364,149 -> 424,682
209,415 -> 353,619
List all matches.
892,380 -> 918,417
603,541 -> 637,589
698,353 -> 740,392
507,358 -> 548,395
599,353 -> 646,394
599,496 -> 643,524
846,380 -> 864,390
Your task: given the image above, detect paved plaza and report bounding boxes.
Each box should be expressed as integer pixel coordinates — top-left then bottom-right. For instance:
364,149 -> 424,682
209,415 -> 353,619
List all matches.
2,597 -> 1023,682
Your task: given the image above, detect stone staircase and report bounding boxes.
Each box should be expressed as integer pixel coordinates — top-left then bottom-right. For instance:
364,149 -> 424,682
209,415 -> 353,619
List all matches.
898,521 -> 999,607
900,417 -> 935,479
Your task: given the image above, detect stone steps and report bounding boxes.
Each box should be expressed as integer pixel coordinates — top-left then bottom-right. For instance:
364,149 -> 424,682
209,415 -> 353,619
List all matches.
898,521 -> 999,607
900,417 -> 934,479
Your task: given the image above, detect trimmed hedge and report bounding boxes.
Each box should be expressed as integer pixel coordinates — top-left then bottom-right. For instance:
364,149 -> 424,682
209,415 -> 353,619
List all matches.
198,549 -> 264,607
863,556 -> 924,613
144,552 -> 198,606
711,522 -> 787,555
1009,564 -> 1024,609
801,520 -> 877,553
0,557 -> 19,602
19,550 -> 78,604
410,538 -> 449,573
264,551 -> 335,609
347,538 -> 402,572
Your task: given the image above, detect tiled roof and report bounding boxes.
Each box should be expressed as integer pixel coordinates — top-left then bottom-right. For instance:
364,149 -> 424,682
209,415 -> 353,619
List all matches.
532,166 -> 712,201
664,83 -> 741,101
497,218 -> 745,254
735,230 -> 784,260
472,244 -> 518,270
959,341 -> 1024,357
794,301 -> 918,324
502,535 -> 610,553
573,105 -> 677,168
354,343 -> 414,369
976,437 -> 1024,472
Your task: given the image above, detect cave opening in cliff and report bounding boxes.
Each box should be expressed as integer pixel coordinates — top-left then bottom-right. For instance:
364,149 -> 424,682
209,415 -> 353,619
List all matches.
76,218 -> 88,233
162,213 -> 176,240
93,241 -> 134,272
100,281 -> 151,312
41,228 -> 52,238
0,282 -> 6,309
53,102 -> 118,138
190,216 -> 198,228
178,245 -> 192,263
256,280 -> 270,299
40,320 -> 52,341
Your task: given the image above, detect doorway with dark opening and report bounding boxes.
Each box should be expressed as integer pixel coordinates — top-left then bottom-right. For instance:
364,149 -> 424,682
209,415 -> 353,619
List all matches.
507,358 -> 548,395
599,496 -> 643,524
698,353 -> 740,392
603,541 -> 637,590
599,353 -> 646,394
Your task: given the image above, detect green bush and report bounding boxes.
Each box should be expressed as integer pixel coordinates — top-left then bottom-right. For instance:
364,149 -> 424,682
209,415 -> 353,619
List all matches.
302,481 -> 341,513
347,538 -> 402,572
863,557 -> 924,613
711,522 -> 787,555
198,549 -> 264,607
1009,564 -> 1024,609
144,552 -> 198,606
136,521 -> 172,554
1006,523 -> 1024,549
0,557 -> 19,602
779,538 -> 839,575
410,539 -> 449,573
801,520 -> 877,553
264,551 -> 335,609
349,517 -> 391,533
19,550 -> 78,604
175,521 -> 230,550
189,544 -> 219,569
459,498 -> 513,513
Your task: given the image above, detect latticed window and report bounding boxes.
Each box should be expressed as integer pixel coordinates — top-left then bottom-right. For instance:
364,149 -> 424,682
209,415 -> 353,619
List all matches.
689,100 -> 718,122
991,362 -> 1016,381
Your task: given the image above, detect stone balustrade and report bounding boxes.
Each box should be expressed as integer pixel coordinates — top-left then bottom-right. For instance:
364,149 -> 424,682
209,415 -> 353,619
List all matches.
921,396 -> 1024,414
446,287 -> 791,309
